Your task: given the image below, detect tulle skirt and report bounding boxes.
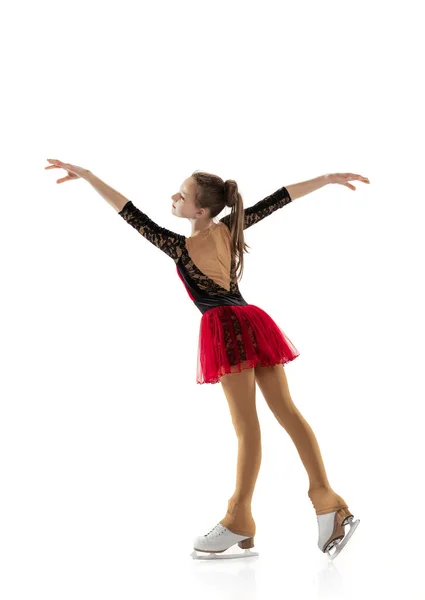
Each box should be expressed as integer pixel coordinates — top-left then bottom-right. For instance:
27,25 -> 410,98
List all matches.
196,303 -> 300,384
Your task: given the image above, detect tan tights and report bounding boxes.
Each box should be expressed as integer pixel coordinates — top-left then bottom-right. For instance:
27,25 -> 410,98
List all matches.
218,362 -> 349,538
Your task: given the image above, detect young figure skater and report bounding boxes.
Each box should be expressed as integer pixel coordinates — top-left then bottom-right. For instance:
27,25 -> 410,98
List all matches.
45,159 -> 369,560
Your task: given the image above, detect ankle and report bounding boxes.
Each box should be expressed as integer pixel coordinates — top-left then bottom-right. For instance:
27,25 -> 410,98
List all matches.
308,486 -> 348,515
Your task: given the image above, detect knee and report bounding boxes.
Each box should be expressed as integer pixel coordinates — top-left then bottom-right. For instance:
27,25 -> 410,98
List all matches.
266,397 -> 299,419
233,417 -> 261,437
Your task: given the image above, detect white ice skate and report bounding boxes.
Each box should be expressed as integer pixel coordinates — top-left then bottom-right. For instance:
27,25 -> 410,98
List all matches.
317,508 -> 360,560
191,523 -> 259,560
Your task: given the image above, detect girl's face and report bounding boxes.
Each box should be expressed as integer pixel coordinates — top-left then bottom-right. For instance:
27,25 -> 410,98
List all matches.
171,177 -> 209,220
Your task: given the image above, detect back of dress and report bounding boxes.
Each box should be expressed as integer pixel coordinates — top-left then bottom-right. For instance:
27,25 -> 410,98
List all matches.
117,185 -> 292,314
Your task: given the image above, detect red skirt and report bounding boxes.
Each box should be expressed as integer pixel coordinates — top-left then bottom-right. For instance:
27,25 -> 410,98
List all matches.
196,304 -> 300,384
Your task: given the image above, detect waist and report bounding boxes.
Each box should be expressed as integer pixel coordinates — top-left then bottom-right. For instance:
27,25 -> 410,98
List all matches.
195,295 -> 249,315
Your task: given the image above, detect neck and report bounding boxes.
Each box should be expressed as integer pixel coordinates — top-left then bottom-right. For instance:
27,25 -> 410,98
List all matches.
190,221 -> 215,237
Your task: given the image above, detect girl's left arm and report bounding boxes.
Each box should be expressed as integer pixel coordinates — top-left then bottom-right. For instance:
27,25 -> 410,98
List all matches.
84,172 -> 186,262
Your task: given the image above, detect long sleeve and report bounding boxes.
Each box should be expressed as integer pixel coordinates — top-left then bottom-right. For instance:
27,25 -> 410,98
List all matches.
118,200 -> 186,261
219,185 -> 292,231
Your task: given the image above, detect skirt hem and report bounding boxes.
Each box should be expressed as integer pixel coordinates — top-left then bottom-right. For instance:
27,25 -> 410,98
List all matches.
196,303 -> 300,385
196,353 -> 300,385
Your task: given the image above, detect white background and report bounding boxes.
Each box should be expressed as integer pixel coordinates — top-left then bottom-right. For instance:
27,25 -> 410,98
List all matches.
1,0 -> 424,598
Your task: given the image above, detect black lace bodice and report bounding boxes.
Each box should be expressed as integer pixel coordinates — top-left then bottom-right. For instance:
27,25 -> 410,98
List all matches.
118,185 -> 292,313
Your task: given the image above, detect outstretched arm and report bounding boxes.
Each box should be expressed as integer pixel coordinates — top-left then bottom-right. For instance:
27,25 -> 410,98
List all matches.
117,200 -> 185,261
286,172 -> 370,199
219,172 -> 370,231
85,171 -> 132,212
219,185 -> 292,230
285,174 -> 328,201
85,172 -> 185,262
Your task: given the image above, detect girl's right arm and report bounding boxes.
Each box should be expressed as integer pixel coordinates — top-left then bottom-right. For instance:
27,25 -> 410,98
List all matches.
219,185 -> 293,231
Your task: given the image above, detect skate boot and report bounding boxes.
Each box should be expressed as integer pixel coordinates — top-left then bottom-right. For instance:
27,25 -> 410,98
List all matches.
317,507 -> 360,560
191,523 -> 259,560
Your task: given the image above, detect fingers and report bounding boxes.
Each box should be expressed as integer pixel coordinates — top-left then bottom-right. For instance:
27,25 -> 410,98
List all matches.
46,158 -> 75,183
353,174 -> 370,182
47,158 -> 69,169
344,173 -> 370,183
45,158 -> 64,171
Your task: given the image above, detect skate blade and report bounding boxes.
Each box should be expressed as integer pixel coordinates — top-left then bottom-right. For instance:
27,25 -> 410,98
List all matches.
191,549 -> 259,560
327,518 -> 360,560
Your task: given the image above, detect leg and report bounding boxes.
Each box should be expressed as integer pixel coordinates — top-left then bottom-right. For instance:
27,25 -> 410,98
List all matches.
254,363 -> 348,515
218,366 -> 261,538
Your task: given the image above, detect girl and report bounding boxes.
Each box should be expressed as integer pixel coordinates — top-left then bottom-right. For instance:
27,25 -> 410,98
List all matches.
45,159 -> 369,560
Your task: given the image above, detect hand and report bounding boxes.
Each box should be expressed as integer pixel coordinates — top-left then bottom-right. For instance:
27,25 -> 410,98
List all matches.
326,173 -> 370,190
45,158 -> 91,184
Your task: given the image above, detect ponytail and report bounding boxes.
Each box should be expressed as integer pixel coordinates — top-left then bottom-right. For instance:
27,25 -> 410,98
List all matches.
223,179 -> 250,282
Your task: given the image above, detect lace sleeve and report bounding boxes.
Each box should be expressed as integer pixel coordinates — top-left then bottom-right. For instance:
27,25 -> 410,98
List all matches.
219,186 -> 292,231
118,201 -> 185,261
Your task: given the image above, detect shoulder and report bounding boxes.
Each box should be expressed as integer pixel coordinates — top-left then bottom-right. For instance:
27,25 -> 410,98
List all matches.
217,221 -> 230,234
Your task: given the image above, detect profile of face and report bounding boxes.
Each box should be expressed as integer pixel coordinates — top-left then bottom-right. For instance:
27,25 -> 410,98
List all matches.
171,177 -> 210,221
